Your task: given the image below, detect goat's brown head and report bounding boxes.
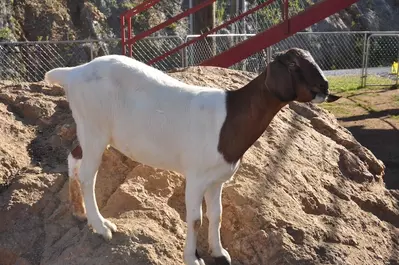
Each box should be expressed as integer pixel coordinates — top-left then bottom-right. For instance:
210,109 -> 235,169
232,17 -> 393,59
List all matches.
265,48 -> 337,103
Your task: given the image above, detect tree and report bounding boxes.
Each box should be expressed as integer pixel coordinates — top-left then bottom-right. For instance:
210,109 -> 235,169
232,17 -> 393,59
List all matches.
191,0 -> 216,65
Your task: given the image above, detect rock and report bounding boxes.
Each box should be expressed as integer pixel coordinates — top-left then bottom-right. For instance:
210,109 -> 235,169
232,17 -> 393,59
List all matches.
0,66 -> 398,265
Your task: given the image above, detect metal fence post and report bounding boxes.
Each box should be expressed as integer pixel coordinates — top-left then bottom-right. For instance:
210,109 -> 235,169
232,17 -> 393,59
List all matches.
396,41 -> 399,86
90,40 -> 94,61
266,46 -> 272,64
178,36 -> 185,68
184,36 -> 189,67
360,32 -> 368,88
363,34 -> 372,88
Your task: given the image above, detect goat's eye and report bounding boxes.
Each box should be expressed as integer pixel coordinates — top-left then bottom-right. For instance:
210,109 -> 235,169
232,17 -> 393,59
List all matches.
288,62 -> 296,68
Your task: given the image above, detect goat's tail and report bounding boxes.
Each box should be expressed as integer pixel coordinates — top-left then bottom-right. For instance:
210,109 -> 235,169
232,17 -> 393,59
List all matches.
44,67 -> 72,87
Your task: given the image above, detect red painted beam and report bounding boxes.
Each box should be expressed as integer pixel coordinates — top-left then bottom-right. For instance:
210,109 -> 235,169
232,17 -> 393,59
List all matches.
290,0 -> 359,33
126,0 -> 216,46
200,0 -> 360,68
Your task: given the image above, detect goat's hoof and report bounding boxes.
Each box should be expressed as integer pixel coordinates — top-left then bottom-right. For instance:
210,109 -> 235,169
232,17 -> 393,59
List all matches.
213,249 -> 231,265
213,256 -> 231,265
184,250 -> 205,265
195,250 -> 205,265
104,219 -> 117,232
187,258 -> 205,265
99,226 -> 113,241
90,220 -> 115,241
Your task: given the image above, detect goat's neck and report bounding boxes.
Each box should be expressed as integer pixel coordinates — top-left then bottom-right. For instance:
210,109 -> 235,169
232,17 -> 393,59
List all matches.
217,71 -> 287,164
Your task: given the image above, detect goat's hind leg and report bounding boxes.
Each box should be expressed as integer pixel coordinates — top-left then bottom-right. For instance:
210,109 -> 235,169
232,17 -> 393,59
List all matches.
78,129 -> 117,240
183,175 -> 207,265
68,145 -> 86,221
205,182 -> 231,265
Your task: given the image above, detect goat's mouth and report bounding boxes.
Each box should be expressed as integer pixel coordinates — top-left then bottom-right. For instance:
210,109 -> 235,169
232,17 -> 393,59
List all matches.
310,90 -> 327,104
310,91 -> 341,104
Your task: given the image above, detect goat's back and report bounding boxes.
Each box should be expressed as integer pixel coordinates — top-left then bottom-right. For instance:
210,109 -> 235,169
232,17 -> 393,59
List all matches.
63,55 -> 229,173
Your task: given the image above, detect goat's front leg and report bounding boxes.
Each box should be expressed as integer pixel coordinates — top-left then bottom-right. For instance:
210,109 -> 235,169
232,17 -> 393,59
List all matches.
183,177 -> 207,265
79,142 -> 117,240
205,182 -> 231,265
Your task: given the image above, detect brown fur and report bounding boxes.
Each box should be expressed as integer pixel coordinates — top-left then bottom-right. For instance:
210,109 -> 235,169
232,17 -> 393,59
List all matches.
69,145 -> 86,220
218,48 -> 330,164
71,144 -> 82,159
69,175 -> 86,221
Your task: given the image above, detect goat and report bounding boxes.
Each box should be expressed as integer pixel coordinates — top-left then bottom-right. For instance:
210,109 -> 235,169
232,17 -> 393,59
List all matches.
44,48 -> 337,265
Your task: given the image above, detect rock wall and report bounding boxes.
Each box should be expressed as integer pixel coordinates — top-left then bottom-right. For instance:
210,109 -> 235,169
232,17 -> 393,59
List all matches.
309,0 -> 399,32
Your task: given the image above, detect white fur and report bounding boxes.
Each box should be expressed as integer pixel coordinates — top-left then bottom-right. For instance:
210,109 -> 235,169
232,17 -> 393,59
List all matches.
44,55 -> 240,265
311,93 -> 327,103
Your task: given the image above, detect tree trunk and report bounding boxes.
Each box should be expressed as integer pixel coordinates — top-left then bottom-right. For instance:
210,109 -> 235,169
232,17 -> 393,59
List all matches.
230,0 -> 247,70
191,0 -> 216,65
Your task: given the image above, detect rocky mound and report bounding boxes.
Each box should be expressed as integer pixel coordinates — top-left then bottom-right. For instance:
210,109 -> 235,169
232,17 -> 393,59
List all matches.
0,67 -> 398,265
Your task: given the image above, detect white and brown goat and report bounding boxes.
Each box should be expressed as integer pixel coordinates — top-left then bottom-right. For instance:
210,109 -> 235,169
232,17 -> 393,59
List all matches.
44,48 -> 337,265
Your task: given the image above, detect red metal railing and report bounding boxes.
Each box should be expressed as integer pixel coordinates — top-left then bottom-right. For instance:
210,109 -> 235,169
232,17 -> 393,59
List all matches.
120,0 -> 161,56
120,0 -> 359,68
120,0 -> 217,57
120,0 -> 288,62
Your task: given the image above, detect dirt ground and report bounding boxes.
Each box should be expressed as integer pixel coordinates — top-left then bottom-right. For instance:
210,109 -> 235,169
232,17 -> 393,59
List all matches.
322,85 -> 399,189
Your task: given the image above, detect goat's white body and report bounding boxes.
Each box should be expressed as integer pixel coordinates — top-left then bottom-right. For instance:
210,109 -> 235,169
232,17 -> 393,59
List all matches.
48,55 -> 236,175
45,55 -> 239,265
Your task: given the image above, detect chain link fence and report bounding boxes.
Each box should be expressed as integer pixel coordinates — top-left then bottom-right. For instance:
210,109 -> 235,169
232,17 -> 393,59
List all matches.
0,39 -> 120,83
0,36 -> 183,82
272,32 -> 367,71
363,34 -> 399,87
185,32 -> 369,74
128,36 -> 184,71
185,31 -> 399,87
1,31 -> 398,87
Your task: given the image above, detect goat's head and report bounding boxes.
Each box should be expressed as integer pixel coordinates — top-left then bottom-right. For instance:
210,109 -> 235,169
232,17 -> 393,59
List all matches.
265,48 -> 338,103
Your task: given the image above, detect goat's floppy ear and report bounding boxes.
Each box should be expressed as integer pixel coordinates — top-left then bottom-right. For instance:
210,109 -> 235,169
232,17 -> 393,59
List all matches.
265,60 -> 296,102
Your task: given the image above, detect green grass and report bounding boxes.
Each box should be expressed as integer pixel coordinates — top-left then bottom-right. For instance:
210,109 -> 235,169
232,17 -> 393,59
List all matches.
320,75 -> 394,116
320,104 -> 351,115
327,75 -> 394,93
355,102 -> 377,113
0,27 -> 12,39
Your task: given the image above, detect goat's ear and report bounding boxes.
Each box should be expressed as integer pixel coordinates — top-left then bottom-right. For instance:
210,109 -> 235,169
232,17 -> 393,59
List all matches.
265,60 -> 296,102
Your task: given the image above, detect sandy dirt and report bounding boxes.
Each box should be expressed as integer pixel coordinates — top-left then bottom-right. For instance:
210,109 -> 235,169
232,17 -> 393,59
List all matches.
0,67 -> 398,265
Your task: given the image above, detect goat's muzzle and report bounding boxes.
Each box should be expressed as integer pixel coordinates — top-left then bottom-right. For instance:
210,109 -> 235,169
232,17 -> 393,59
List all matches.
311,92 -> 341,104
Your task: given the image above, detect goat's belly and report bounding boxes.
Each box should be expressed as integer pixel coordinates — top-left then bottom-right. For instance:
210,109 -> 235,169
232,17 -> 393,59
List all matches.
111,139 -> 183,172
